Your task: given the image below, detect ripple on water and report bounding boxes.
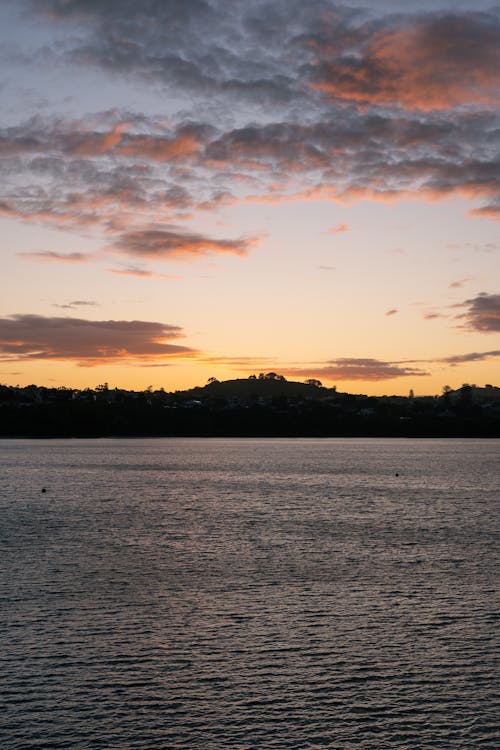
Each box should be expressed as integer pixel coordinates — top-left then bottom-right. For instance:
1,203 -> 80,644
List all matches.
1,438 -> 499,749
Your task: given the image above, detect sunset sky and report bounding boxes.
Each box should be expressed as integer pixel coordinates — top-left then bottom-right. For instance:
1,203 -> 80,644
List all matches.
1,0 -> 499,395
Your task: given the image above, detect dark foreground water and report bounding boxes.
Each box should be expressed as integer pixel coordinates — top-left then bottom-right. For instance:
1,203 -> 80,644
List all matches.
1,438 -> 499,749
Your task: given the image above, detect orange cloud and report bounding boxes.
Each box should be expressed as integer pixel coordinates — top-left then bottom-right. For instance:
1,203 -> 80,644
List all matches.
66,121 -> 128,156
112,227 -> 260,260
312,15 -> 500,111
328,222 -> 348,234
0,315 -> 196,365
469,202 -> 500,221
116,132 -> 203,161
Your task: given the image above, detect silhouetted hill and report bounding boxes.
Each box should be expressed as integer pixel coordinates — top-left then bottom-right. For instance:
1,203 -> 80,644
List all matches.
1,379 -> 499,437
181,375 -> 330,401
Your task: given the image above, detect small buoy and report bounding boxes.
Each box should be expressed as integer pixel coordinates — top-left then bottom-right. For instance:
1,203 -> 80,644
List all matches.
395,473 -> 399,477
41,488 -> 46,493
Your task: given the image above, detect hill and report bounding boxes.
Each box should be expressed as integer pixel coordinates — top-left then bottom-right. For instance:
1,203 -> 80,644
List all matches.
1,379 -> 499,437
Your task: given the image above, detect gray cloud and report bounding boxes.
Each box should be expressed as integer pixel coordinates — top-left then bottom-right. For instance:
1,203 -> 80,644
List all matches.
287,358 -> 429,381
24,0 -> 306,110
0,1 -> 497,275
455,293 -> 500,333
423,311 -> 446,320
52,300 -> 98,309
0,314 -> 195,364
2,106 -> 498,230
18,3 -> 499,117
441,350 -> 500,364
18,251 -> 92,263
111,227 -> 259,259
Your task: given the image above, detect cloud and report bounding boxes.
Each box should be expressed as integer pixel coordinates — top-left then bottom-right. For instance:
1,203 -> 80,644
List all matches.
310,13 -> 500,111
0,117 -> 211,163
111,227 -> 259,259
455,293 -> 500,332
26,0 -> 302,107
107,266 -> 181,279
52,300 -> 98,309
0,1 -> 498,275
115,125 -> 210,162
24,3 -> 500,120
208,114 -> 500,216
423,311 -> 445,320
17,251 -> 92,263
469,201 -> 500,220
449,277 -> 475,289
286,358 -> 429,382
0,314 -> 196,365
441,350 -> 500,365
1,99 -> 499,238
61,121 -> 129,157
328,223 -> 348,234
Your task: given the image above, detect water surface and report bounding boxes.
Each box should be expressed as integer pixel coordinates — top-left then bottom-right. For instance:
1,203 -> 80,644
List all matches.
1,438 -> 499,748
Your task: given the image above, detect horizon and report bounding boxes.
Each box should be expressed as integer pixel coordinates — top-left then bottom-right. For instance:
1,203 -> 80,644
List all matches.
1,1 -> 499,395
3,374 -> 499,401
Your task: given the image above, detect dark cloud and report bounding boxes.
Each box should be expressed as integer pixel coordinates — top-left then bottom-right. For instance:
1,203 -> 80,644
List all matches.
52,300 -> 98,309
309,13 -> 500,110
455,293 -> 500,332
26,0 -> 303,108
287,358 -> 429,381
0,314 -> 195,365
112,227 -> 259,259
23,3 -> 500,117
18,251 -> 91,263
1,102 -> 499,235
0,1 -> 497,268
205,113 -> 500,212
441,350 -> 500,365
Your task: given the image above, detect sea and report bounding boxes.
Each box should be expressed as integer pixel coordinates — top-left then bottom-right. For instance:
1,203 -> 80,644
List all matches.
1,438 -> 499,749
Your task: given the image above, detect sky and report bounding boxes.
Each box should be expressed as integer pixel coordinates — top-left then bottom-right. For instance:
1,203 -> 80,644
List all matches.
0,0 -> 499,395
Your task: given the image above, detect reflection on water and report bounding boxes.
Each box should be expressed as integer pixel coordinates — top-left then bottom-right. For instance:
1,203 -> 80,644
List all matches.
1,438 -> 499,748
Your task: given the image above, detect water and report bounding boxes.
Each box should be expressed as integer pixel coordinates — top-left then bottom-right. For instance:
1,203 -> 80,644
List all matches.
1,438 -> 498,749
